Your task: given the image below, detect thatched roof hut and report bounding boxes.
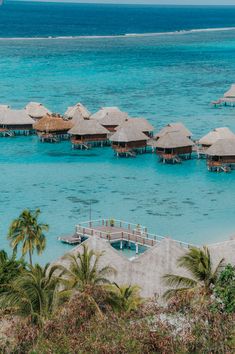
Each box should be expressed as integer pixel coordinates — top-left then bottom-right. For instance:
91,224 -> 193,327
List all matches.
0,109 -> 35,130
206,138 -> 235,170
110,126 -> 149,156
68,118 -> 109,148
25,102 -> 51,119
64,103 -> 91,121
206,138 -> 235,157
91,107 -> 128,132
199,127 -> 235,147
117,117 -> 154,136
154,131 -> 194,162
34,113 -> 73,134
155,122 -> 192,139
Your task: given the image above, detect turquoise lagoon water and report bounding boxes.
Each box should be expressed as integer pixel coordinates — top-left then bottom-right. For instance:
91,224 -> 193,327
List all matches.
1,23 -> 235,262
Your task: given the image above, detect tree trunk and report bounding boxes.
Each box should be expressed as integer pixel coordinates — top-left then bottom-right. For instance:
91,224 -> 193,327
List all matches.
29,249 -> 33,266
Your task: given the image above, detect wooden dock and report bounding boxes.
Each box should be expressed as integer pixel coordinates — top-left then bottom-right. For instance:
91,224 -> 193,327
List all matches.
58,219 -> 194,253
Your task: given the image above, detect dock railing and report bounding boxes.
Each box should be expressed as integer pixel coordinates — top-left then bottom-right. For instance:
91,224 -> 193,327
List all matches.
75,219 -> 194,249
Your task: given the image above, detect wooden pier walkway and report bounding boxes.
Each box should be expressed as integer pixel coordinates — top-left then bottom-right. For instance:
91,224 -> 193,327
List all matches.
58,219 -> 193,253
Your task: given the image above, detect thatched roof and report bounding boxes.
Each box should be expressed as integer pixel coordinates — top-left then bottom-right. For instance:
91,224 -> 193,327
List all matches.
68,118 -> 109,136
155,131 -> 194,149
118,117 -> 154,133
155,122 -> 192,139
224,84 -> 235,98
0,109 -> 35,126
91,107 -> 128,126
0,105 -> 10,111
34,114 -> 73,132
25,102 -> 51,119
110,126 -> 149,143
199,127 -> 235,146
64,103 -> 91,120
206,138 -> 235,156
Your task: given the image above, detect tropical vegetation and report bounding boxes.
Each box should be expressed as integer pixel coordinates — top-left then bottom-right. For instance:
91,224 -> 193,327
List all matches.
0,211 -> 234,353
163,246 -> 224,300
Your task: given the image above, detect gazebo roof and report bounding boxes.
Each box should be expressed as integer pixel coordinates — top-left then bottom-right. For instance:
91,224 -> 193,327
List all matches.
0,109 -> 35,126
91,107 -> 128,126
110,126 -> 149,143
25,102 -> 51,119
154,131 -> 194,149
199,127 -> 235,146
34,114 -> 73,132
118,117 -> 154,133
68,118 -> 109,135
155,122 -> 192,139
224,84 -> 235,98
64,103 -> 91,120
206,138 -> 235,156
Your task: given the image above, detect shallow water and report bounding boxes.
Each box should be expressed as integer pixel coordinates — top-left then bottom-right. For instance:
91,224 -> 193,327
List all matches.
1,21 -> 235,262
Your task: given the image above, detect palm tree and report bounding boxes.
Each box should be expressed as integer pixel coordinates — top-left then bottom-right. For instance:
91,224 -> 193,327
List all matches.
163,246 -> 224,300
60,244 -> 116,292
0,263 -> 62,326
107,283 -> 142,313
59,244 -> 116,317
8,209 -> 48,266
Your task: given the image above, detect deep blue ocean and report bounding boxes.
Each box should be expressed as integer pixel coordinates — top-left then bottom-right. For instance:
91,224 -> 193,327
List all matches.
1,1 -> 235,263
1,2 -> 235,37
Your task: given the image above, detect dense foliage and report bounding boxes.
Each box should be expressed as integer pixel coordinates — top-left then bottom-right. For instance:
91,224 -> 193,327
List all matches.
0,250 -> 25,293
213,263 -> 235,313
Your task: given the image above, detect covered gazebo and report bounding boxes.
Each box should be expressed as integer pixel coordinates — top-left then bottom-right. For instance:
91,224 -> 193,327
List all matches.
117,117 -> 154,137
110,126 -> 149,157
91,107 -> 128,132
199,127 -> 235,148
154,131 -> 194,163
68,118 -> 109,149
25,102 -> 51,120
206,138 -> 235,172
34,113 -> 73,142
155,122 -> 192,140
0,109 -> 35,136
64,102 -> 91,121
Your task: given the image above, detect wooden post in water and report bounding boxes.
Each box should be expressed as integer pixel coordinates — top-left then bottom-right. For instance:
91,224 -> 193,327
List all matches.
135,243 -> 139,254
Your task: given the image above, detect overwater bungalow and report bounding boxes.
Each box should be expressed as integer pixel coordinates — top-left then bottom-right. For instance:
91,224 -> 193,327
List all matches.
212,84 -> 235,107
206,138 -> 235,172
0,109 -> 35,136
64,102 -> 91,121
68,118 -> 109,149
25,102 -> 51,120
91,107 -> 128,132
110,125 -> 149,157
198,127 -> 235,149
155,122 -> 192,140
117,117 -> 154,137
34,113 -> 73,142
154,131 -> 194,163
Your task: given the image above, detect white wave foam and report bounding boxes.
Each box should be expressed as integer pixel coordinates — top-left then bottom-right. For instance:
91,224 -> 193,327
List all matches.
0,27 -> 235,41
